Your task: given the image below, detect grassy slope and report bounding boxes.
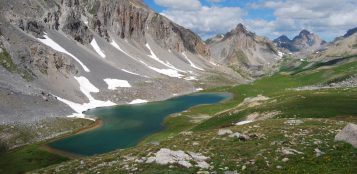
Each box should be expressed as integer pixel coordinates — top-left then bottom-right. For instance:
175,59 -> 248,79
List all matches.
34,57 -> 357,173
0,118 -> 93,174
146,57 -> 357,138
0,144 -> 68,174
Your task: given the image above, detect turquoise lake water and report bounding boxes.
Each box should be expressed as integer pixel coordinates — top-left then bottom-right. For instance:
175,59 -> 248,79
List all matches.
48,93 -> 229,156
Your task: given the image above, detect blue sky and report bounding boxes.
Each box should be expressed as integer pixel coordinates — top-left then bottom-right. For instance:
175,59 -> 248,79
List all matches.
143,0 -> 357,41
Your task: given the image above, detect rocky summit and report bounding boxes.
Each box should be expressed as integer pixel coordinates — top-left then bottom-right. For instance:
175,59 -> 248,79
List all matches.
274,29 -> 326,56
0,0 -> 356,174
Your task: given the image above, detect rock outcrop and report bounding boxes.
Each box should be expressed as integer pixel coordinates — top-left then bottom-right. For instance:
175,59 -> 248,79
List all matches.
335,123 -> 357,148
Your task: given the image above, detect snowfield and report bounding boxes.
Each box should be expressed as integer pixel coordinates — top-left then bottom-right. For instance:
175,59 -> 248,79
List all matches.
91,38 -> 106,58
111,40 -> 185,78
182,52 -> 204,71
37,34 -> 90,72
184,76 -> 198,81
110,40 -> 124,52
129,99 -> 148,104
104,78 -> 131,90
56,76 -> 116,120
145,43 -> 185,74
236,120 -> 254,126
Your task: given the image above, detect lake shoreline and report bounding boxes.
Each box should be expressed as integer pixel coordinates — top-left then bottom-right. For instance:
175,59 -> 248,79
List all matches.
43,92 -> 232,158
40,119 -> 102,159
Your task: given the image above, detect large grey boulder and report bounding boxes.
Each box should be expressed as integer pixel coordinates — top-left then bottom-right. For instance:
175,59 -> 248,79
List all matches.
335,123 -> 357,148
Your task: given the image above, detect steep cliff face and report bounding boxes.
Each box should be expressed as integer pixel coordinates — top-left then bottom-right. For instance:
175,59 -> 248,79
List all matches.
147,13 -> 210,56
208,24 -> 280,78
84,0 -> 209,56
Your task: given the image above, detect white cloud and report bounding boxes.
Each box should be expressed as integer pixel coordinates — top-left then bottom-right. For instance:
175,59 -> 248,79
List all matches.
161,6 -> 244,39
250,0 -> 357,40
154,0 -> 357,41
154,0 -> 201,10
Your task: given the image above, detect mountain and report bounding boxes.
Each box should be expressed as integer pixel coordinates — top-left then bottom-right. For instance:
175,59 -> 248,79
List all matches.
310,27 -> 357,61
273,35 -> 298,52
207,23 -> 281,78
274,29 -> 325,55
343,27 -> 357,38
0,0 -> 243,125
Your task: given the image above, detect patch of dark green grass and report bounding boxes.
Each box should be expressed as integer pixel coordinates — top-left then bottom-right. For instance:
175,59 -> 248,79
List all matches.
0,144 -> 68,174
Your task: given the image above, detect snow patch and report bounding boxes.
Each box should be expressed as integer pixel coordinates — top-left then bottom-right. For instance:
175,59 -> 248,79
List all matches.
55,76 -> 116,119
91,38 -> 106,58
182,52 -> 204,71
110,40 -> 124,52
236,120 -> 254,126
111,40 -> 184,78
184,76 -> 198,81
209,61 -> 218,66
148,66 -> 184,78
129,99 -> 148,104
104,78 -> 131,90
196,88 -> 203,91
37,34 -> 90,72
121,69 -> 149,78
145,43 -> 185,73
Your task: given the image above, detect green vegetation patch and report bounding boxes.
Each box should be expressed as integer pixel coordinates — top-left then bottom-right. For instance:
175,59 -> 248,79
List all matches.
0,118 -> 93,174
0,144 -> 68,174
35,118 -> 357,174
0,47 -> 34,81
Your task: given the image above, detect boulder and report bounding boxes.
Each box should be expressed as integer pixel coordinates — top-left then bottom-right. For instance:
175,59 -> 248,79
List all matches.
218,129 -> 233,136
335,123 -> 357,148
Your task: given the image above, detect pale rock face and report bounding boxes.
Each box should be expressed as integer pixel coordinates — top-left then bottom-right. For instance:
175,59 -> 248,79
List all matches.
146,148 -> 210,169
218,129 -> 233,136
335,123 -> 357,148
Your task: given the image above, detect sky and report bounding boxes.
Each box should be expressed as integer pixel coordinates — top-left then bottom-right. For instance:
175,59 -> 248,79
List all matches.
143,0 -> 357,41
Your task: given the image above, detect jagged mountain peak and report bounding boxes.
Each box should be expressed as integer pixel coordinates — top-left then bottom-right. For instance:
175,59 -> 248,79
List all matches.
274,29 -> 324,54
298,29 -> 312,36
230,23 -> 253,35
274,35 -> 291,43
207,23 -> 280,78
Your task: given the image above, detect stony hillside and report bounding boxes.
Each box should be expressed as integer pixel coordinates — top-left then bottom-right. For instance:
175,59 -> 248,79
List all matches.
0,0 -> 244,126
309,28 -> 357,61
207,24 -> 281,78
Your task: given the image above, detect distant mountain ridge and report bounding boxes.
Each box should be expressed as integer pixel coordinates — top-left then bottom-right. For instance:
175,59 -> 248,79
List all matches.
274,29 -> 326,55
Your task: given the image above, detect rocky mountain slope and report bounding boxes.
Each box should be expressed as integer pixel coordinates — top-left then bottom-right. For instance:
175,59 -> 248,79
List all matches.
310,27 -> 357,61
274,29 -> 326,56
207,24 -> 281,78
0,0 -> 244,125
